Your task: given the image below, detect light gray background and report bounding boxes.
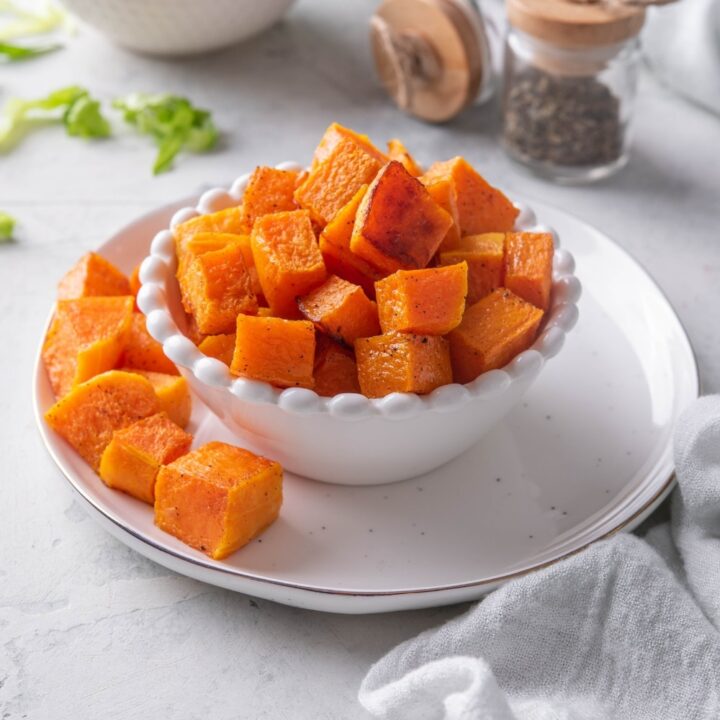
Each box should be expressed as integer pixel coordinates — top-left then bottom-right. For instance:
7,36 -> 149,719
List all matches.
1,2 -> 718,718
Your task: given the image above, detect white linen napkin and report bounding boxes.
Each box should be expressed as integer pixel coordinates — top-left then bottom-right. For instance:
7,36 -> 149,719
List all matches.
359,395 -> 720,720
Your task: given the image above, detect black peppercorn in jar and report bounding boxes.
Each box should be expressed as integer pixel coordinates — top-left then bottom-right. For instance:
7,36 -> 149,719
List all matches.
502,0 -> 645,183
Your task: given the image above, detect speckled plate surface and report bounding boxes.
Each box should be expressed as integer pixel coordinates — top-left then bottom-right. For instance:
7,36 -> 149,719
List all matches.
33,198 -> 699,614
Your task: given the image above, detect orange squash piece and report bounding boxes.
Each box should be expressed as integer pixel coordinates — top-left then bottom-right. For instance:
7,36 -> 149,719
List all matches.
448,288 -> 544,383
198,333 -> 236,366
298,275 -> 380,347
241,166 -> 298,229
251,210 -> 326,318
154,441 -> 283,559
179,241 -> 257,334
351,161 -> 452,273
184,314 -> 207,346
504,232 -> 554,311
387,138 -> 423,177
99,412 -> 192,504
423,176 -> 461,252
355,332 -> 452,398
318,184 -> 383,298
129,263 -> 142,298
126,370 -> 192,428
43,296 -> 134,398
423,157 -> 519,235
231,315 -> 316,389
44,370 -> 160,470
375,263 -> 468,336
257,307 -> 274,317
57,252 -> 131,300
295,136 -> 384,226
122,313 -> 179,375
313,336 -> 360,396
311,122 -> 387,169
174,206 -> 249,258
440,233 -> 505,305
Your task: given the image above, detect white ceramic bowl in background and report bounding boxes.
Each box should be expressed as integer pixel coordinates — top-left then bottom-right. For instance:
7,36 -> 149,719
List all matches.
60,0 -> 297,56
137,163 -> 581,485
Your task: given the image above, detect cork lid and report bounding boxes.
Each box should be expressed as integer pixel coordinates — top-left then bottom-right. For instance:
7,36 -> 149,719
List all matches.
370,0 -> 491,123
507,0 -> 645,48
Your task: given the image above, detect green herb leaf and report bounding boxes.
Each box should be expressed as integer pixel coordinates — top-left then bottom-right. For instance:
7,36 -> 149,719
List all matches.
0,0 -> 69,42
113,93 -> 218,174
0,40 -> 61,61
0,211 -> 15,243
64,94 -> 110,138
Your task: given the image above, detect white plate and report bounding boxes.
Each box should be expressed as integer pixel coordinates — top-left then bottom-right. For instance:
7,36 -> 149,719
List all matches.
33,198 -> 699,614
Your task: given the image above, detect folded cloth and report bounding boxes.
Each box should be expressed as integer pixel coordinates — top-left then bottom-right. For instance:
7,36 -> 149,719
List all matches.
359,396 -> 720,720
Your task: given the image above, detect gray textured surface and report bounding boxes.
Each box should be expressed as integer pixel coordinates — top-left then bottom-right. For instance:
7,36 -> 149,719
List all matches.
1,1 -> 718,718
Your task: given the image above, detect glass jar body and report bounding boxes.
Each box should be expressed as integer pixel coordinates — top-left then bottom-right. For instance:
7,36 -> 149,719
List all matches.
501,29 -> 641,184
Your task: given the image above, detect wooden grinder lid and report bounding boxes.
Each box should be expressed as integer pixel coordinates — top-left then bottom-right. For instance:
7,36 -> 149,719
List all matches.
506,0 -> 645,49
370,0 -> 489,122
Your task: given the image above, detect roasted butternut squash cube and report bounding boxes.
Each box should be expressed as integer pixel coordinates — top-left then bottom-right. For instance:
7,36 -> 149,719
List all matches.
198,333 -> 236,366
154,441 -> 283,560
504,232 -> 554,311
231,315 -> 315,389
44,370 -> 160,470
177,231 -> 238,280
448,288 -> 544,383
251,210 -> 326,318
312,122 -> 387,169
43,296 -> 134,398
375,263 -> 468,335
174,206 -> 249,258
440,233 -> 505,305
298,275 -> 380,347
184,313 -> 207,346
387,138 -> 423,176
351,161 -> 452,273
295,136 -> 384,226
122,314 -> 179,375
126,370 -> 192,429
355,333 -> 452,398
241,166 -> 299,229
257,307 -> 274,317
423,176 -> 461,252
313,336 -> 360,396
423,157 -> 518,235
99,412 -> 192,504
129,263 -> 142,308
57,252 -> 131,300
179,242 -> 257,334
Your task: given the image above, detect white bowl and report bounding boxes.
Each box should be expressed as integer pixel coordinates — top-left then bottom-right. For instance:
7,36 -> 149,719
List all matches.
60,0 -> 297,56
137,164 -> 581,485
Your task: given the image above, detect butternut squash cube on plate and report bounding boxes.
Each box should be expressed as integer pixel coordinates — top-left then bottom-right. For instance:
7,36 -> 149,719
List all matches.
129,263 -> 142,303
122,313 -> 179,375
311,122 -> 387,170
295,135 -> 385,226
99,412 -> 192,504
423,176 -> 461,252
351,161 -> 453,274
241,166 -> 299,229
179,241 -> 257,334
231,315 -> 316,389
313,336 -> 360,396
387,138 -> 423,177
174,206 -> 249,258
375,263 -> 468,336
298,275 -> 380,347
355,332 -> 452,398
440,233 -> 505,305
125,370 -> 192,429
57,252 -> 131,300
251,209 -> 326,318
504,231 -> 554,311
42,295 -> 134,398
319,184 -> 383,298
154,441 -> 283,560
423,157 -> 519,235
44,370 -> 160,470
448,288 -> 544,384
198,333 -> 236,366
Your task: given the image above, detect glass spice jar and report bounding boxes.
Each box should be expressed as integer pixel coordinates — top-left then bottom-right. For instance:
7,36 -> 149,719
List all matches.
502,0 -> 645,183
